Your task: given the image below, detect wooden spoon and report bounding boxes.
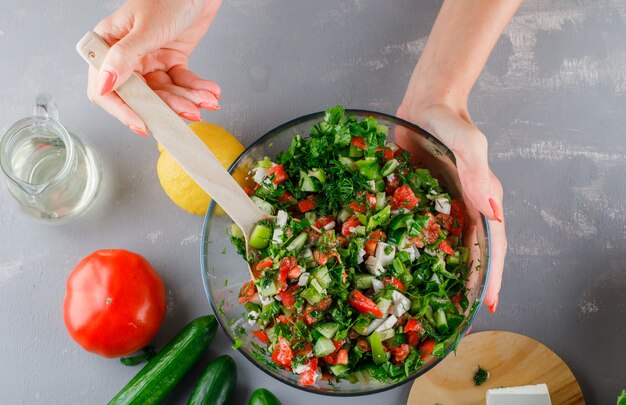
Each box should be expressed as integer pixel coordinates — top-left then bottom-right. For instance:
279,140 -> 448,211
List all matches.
76,31 -> 268,278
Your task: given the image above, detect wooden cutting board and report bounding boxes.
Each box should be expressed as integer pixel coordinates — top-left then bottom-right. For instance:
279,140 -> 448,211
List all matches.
407,331 -> 584,405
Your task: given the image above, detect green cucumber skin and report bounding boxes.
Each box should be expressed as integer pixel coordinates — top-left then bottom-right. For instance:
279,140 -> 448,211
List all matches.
248,388 -> 282,405
108,315 -> 218,405
187,355 -> 237,405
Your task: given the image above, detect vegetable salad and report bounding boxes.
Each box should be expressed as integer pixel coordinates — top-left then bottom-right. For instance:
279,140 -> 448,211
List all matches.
231,106 -> 471,386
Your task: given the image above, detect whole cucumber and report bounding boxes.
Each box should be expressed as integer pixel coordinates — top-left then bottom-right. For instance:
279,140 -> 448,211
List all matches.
109,315 -> 218,405
187,355 -> 237,405
248,388 -> 282,405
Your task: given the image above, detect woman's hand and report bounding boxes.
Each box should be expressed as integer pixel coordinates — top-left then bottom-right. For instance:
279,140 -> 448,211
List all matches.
397,101 -> 506,313
88,0 -> 222,136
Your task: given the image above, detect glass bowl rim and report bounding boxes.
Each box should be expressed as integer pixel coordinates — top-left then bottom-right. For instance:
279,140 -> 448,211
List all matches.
201,108 -> 492,397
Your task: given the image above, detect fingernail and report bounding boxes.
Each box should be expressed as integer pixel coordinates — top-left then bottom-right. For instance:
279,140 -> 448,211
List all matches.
489,198 -> 503,223
209,91 -> 221,100
489,296 -> 499,314
199,102 -> 220,110
97,69 -> 117,96
179,112 -> 201,121
129,125 -> 148,137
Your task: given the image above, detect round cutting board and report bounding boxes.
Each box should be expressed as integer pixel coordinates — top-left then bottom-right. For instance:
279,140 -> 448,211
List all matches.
407,331 -> 584,405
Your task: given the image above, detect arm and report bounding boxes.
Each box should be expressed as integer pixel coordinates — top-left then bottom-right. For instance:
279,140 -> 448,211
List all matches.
398,0 -> 522,312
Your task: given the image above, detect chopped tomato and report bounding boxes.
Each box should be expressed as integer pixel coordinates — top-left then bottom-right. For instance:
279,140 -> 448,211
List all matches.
244,187 -> 254,196
391,343 -> 410,364
406,331 -> 420,346
335,349 -> 348,365
271,336 -> 293,368
313,250 -> 329,266
349,290 -> 383,318
409,235 -> 425,248
451,293 -> 462,307
268,164 -> 288,184
279,285 -> 299,309
238,280 -> 257,304
438,239 -> 455,255
350,193 -> 377,213
320,373 -> 331,381
315,216 -> 335,229
303,296 -> 332,325
364,239 -> 378,256
298,197 -> 317,213
423,214 -> 441,244
369,230 -> 387,241
391,185 -> 420,210
349,201 -> 366,213
449,199 -> 465,236
382,276 -> 405,291
341,216 -> 362,237
279,257 -> 298,286
404,318 -> 421,333
321,354 -> 336,365
350,136 -> 367,149
293,342 -> 313,357
288,265 -> 301,280
256,258 -> 273,272
299,357 -> 319,385
252,329 -> 270,345
278,190 -> 295,204
419,338 -> 436,359
356,339 -> 371,352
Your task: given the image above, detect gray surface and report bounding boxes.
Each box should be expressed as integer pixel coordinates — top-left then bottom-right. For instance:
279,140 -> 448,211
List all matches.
0,0 -> 624,404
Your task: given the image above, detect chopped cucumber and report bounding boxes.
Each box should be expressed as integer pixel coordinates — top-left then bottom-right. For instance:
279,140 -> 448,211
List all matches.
376,124 -> 389,136
352,368 -> 374,383
316,322 -> 340,339
250,196 -> 276,216
244,302 -> 260,313
310,278 -> 326,295
355,225 -> 366,236
355,274 -> 375,289
314,336 -> 336,357
338,156 -> 356,170
388,227 -> 408,247
249,223 -> 272,249
377,328 -> 395,341
381,158 -> 399,177
286,232 -> 308,252
352,318 -> 372,335
257,280 -> 277,297
266,326 -> 276,341
230,223 -> 244,238
337,208 -> 352,223
376,298 -> 392,315
354,157 -> 381,180
313,266 -> 332,288
301,286 -> 323,305
330,364 -> 350,377
367,205 -> 390,230
434,307 -> 448,333
349,144 -> 364,158
375,192 -> 386,211
308,168 -> 326,185
389,213 -> 413,230
300,175 -> 321,192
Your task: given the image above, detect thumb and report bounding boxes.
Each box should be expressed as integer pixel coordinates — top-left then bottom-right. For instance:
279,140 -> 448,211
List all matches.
96,28 -> 154,96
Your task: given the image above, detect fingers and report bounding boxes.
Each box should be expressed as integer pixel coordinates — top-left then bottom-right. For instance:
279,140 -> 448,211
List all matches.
87,67 -> 147,136
483,217 -> 507,312
154,90 -> 202,121
169,65 -> 221,100
145,70 -> 219,111
94,26 -> 155,96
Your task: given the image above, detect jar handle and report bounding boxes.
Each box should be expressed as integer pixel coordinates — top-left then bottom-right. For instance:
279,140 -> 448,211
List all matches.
33,93 -> 59,121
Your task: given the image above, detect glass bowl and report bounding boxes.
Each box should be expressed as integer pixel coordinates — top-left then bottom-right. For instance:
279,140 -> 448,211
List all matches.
201,110 -> 491,396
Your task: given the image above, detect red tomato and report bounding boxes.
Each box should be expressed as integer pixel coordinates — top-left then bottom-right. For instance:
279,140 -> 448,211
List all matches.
278,257 -> 297,288
350,136 -> 367,149
341,216 -> 362,237
335,349 -> 349,365
423,215 -> 441,244
419,338 -> 436,359
299,357 -> 319,385
382,276 -> 405,291
279,285 -> 299,309
293,342 -> 313,357
369,230 -> 387,241
63,250 -> 166,358
364,239 -> 378,256
406,331 -> 420,346
451,293 -> 462,307
271,336 -> 293,368
244,187 -> 254,196
315,216 -> 335,229
268,164 -> 288,184
438,240 -> 455,255
449,199 -> 465,236
278,190 -> 295,204
252,329 -> 270,345
256,258 -> 273,272
391,185 -> 420,210
391,343 -> 411,364
385,175 -> 400,194
349,193 -> 376,213
298,197 -> 317,213
357,339 -> 371,352
238,280 -> 257,304
313,250 -> 329,266
404,318 -> 421,333
349,290 -> 383,318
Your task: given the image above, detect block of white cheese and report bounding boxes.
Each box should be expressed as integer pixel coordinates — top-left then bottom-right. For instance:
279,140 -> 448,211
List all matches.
486,384 -> 551,405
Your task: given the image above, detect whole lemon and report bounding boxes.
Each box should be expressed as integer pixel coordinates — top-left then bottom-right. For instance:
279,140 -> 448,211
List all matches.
157,122 -> 245,215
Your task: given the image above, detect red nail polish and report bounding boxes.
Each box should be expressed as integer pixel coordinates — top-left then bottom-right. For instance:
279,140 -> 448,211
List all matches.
199,102 -> 219,110
489,296 -> 499,314
179,112 -> 201,121
489,198 -> 503,223
97,70 -> 117,96
129,125 -> 148,137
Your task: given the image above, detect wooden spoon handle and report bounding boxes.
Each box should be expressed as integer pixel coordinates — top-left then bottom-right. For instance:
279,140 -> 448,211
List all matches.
76,31 -> 265,234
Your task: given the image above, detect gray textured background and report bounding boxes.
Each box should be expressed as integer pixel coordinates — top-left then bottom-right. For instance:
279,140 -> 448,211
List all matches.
1,0 -> 625,404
